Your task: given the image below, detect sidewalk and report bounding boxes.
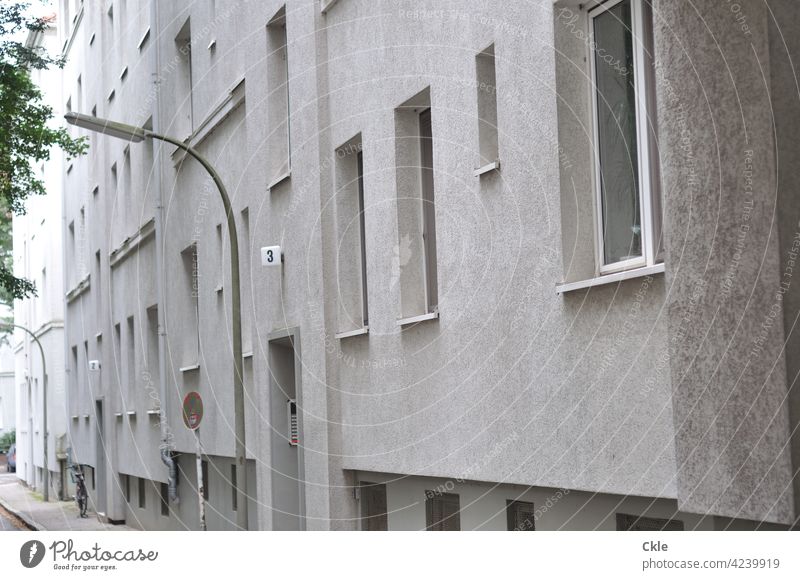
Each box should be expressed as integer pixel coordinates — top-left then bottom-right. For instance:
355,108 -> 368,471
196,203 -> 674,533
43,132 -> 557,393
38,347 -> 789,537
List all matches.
0,471 -> 134,531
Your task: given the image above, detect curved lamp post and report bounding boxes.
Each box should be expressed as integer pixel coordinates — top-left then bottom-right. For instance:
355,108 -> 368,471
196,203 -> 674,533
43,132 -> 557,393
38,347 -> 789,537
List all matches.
2,323 -> 48,502
64,112 -> 249,530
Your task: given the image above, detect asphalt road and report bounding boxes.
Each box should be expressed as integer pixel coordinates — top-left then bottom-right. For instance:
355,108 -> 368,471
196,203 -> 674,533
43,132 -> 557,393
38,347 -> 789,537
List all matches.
0,471 -> 27,531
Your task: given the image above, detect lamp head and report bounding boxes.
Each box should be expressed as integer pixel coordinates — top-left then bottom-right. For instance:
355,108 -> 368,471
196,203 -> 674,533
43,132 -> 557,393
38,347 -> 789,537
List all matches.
64,112 -> 147,142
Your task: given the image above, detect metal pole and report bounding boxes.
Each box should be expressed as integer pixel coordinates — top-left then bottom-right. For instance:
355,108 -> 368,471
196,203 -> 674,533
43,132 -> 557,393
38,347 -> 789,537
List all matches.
3,324 -> 48,502
144,132 -> 248,530
195,429 -> 206,531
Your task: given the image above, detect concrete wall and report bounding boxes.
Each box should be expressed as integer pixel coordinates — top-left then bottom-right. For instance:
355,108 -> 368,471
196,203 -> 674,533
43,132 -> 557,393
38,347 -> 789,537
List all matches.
653,0 -> 796,525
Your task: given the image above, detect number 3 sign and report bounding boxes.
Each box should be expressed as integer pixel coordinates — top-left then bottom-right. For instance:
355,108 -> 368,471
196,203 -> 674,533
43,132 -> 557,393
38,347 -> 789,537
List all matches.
261,245 -> 283,267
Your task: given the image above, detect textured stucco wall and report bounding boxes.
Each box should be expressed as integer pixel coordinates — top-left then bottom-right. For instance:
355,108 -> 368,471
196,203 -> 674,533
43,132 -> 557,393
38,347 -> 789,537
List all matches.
654,0 -> 796,524
323,0 -> 678,508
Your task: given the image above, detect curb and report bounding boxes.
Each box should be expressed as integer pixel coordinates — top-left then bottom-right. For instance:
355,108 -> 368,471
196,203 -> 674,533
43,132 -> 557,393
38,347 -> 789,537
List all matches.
0,496 -> 41,531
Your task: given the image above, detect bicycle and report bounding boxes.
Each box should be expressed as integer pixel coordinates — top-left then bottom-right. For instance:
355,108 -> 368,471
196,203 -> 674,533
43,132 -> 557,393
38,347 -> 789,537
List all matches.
68,463 -> 89,518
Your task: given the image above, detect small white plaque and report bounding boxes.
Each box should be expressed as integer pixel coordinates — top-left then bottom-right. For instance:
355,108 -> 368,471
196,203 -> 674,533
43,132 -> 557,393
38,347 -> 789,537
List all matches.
88,360 -> 101,371
261,245 -> 282,267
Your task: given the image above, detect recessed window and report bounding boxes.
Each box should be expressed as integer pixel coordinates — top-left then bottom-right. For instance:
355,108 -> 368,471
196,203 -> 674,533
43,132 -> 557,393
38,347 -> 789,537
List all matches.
334,135 -> 369,332
124,474 -> 130,502
589,0 -> 659,273
174,18 -> 193,137
180,244 -> 200,365
395,88 -> 439,320
425,492 -> 460,531
160,482 -> 169,516
360,482 -> 387,531
506,500 -> 536,531
266,5 -> 291,185
138,477 -> 146,509
475,43 -> 499,170
231,464 -> 237,511
126,316 -> 135,391
616,513 -> 684,531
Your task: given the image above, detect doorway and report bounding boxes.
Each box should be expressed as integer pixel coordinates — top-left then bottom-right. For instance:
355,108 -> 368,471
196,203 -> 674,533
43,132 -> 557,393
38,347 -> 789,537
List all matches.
94,399 -> 106,515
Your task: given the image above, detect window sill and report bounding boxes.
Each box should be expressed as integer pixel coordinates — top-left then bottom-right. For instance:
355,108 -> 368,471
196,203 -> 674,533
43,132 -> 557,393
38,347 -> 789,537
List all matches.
473,159 -> 500,177
335,326 -> 369,340
242,351 -> 253,359
179,363 -> 200,373
321,0 -> 340,13
267,171 -> 291,191
397,311 -> 439,327
555,263 -> 665,294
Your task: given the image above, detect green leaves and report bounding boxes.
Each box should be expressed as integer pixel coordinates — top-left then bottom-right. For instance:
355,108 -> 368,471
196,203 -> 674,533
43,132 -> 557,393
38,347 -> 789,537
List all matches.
0,1 -> 86,305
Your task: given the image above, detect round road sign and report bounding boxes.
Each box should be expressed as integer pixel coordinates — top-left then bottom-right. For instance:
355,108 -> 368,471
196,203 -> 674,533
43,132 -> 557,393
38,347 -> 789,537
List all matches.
182,391 -> 203,430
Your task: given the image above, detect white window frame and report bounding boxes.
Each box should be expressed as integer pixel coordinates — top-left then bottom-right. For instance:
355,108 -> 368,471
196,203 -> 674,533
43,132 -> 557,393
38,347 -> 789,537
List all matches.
588,0 -> 657,276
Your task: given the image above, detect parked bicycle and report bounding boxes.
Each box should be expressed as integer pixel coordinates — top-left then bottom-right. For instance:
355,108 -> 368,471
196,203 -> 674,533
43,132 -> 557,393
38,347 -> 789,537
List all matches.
68,463 -> 89,518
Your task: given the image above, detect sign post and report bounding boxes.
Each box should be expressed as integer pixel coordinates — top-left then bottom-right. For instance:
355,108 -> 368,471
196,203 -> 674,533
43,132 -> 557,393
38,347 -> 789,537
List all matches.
182,391 -> 205,531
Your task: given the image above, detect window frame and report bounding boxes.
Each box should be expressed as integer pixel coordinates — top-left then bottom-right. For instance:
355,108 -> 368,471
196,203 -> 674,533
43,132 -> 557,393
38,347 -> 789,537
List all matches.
588,0 -> 657,275
425,491 -> 460,531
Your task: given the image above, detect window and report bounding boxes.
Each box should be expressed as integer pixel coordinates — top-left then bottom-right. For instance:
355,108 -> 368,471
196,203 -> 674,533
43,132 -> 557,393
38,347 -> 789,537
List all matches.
95,250 -> 102,322
180,244 -> 200,365
506,500 -> 536,531
138,477 -> 146,508
174,19 -> 193,137
201,460 -> 209,501
395,88 -> 439,320
419,108 -> 438,312
425,492 -> 460,531
126,316 -> 135,391
231,464 -> 237,511
124,474 -> 130,502
360,482 -> 387,531
146,306 -> 159,382
215,223 -> 224,291
266,5 -> 290,185
589,0 -> 658,273
475,43 -> 499,170
91,466 -> 95,490
616,513 -> 684,531
240,208 -> 253,352
160,482 -> 169,516
334,136 -> 369,332
113,323 -> 122,389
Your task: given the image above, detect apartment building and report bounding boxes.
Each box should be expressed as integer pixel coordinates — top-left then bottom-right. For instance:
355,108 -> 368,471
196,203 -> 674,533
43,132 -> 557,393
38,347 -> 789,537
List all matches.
56,0 -> 799,530
12,17 -> 69,500
0,325 -> 15,440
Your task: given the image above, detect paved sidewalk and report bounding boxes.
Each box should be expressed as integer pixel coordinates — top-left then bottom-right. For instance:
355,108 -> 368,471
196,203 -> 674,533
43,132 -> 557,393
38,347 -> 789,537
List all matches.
0,471 -> 134,531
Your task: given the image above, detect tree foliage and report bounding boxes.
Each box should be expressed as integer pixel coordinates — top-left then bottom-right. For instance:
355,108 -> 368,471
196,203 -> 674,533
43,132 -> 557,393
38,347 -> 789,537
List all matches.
0,2 -> 87,305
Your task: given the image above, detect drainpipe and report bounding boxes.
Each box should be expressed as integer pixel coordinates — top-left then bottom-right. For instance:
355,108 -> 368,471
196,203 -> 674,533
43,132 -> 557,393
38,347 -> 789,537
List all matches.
150,0 -> 177,503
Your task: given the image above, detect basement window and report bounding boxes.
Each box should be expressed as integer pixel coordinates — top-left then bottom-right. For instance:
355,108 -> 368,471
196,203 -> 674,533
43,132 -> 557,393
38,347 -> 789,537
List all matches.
616,513 -> 684,531
425,492 -> 460,531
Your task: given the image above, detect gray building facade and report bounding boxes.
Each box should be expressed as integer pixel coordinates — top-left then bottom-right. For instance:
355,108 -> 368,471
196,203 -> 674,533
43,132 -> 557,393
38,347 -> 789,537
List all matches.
56,0 -> 799,530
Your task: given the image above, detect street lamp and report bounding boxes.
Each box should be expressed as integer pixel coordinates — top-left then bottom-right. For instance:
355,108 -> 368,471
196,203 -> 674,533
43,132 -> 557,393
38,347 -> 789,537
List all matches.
1,324 -> 48,502
64,112 -> 249,530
